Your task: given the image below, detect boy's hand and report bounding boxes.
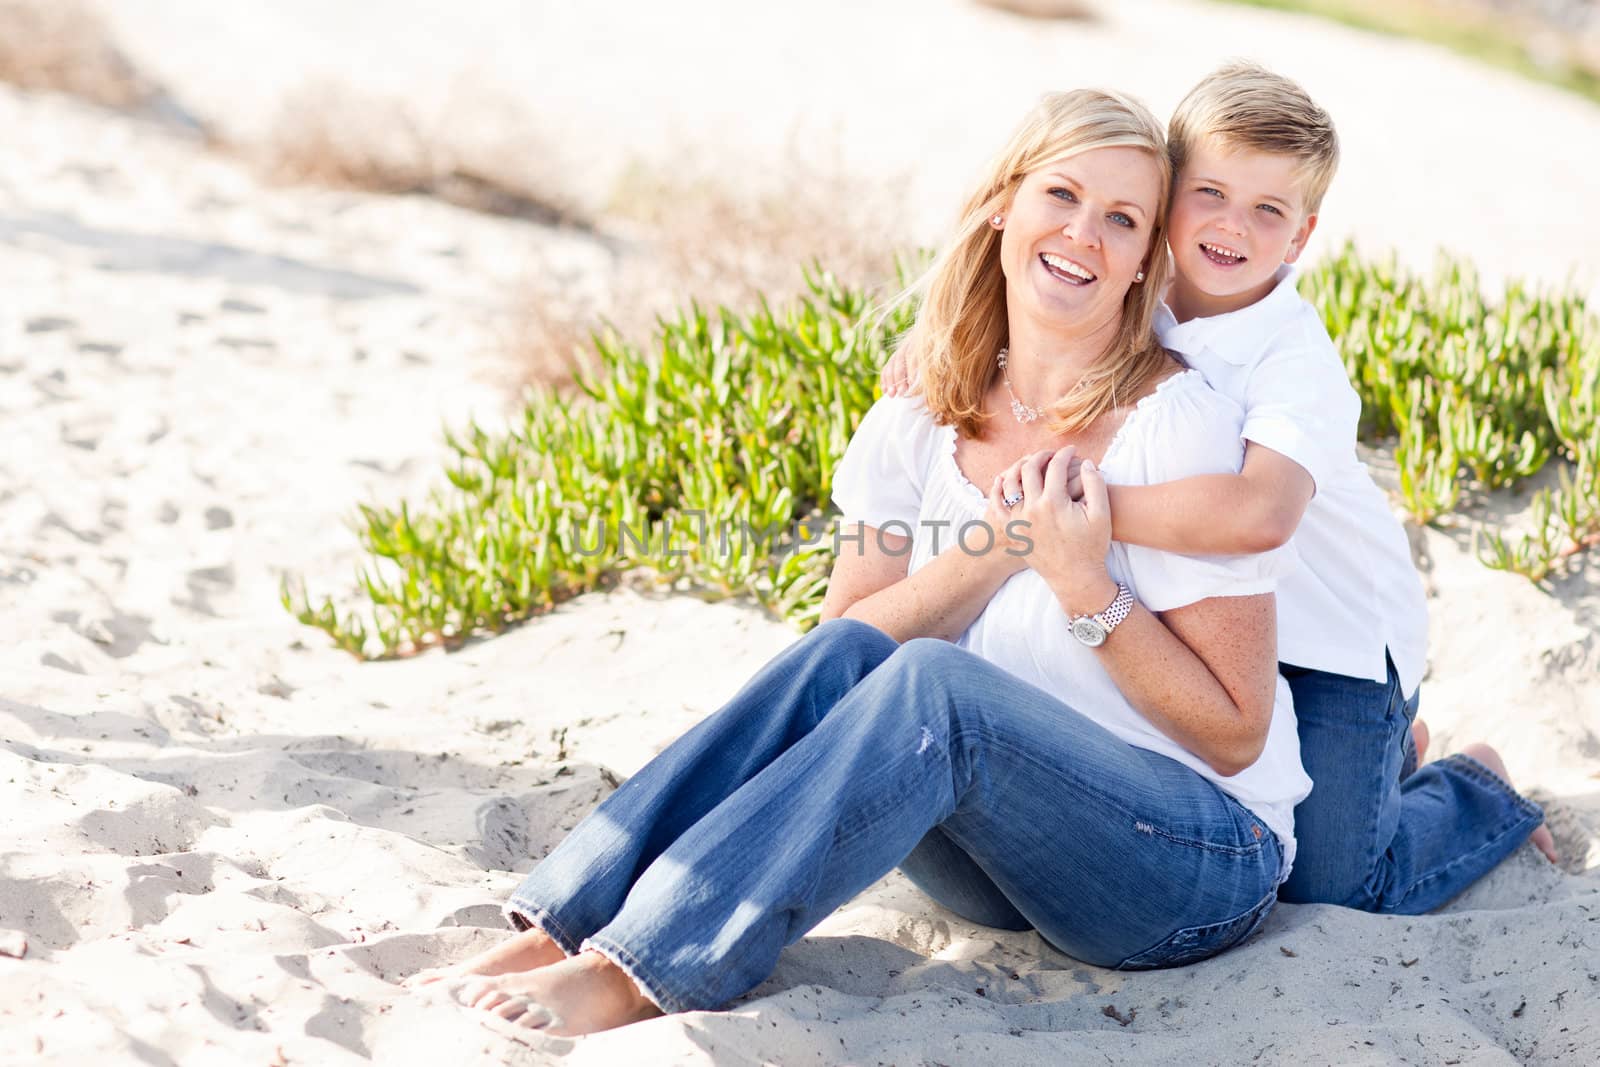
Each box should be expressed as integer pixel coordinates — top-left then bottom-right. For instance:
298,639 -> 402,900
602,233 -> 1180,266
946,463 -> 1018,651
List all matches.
1013,451 -> 1086,500
1062,453 -> 1085,501
879,348 -> 921,397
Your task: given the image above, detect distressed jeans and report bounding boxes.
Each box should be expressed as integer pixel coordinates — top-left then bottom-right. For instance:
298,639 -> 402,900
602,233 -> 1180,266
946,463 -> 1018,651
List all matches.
505,619 -> 1284,1013
1279,657 -> 1545,913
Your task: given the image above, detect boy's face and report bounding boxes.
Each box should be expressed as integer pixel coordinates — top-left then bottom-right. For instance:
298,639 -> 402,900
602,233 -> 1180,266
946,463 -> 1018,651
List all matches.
1166,138 -> 1318,318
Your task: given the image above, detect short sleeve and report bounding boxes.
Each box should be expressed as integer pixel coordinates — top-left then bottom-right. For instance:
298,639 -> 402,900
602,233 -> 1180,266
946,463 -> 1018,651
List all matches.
830,395 -> 942,532
1238,322 -> 1360,495
1111,374 -> 1299,613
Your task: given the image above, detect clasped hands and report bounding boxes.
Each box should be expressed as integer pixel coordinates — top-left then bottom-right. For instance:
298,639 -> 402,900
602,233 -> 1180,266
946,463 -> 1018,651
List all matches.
981,446 -> 1113,607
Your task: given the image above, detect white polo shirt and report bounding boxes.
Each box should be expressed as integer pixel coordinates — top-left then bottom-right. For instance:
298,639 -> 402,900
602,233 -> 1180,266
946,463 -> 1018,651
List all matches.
1155,266 -> 1429,697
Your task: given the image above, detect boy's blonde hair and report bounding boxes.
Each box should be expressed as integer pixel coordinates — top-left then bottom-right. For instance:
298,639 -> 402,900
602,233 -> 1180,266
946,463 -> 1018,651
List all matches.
1168,61 -> 1339,214
895,88 -> 1173,440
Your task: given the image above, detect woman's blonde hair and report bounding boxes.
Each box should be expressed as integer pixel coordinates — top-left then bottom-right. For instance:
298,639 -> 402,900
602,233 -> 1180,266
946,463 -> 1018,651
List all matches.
895,88 -> 1173,439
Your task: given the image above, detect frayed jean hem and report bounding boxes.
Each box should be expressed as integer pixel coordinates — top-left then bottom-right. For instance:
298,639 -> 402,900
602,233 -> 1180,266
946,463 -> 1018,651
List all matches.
581,934 -> 689,1015
503,896 -> 582,957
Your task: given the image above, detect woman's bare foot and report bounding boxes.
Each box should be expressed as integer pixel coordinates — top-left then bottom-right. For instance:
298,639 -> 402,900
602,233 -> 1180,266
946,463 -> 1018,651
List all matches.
1460,742 -> 1559,863
1411,718 -> 1430,765
447,949 -> 663,1036
403,927 -> 568,989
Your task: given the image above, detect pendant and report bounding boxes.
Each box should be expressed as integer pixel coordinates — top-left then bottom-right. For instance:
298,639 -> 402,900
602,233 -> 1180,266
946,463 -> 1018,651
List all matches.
1011,399 -> 1040,423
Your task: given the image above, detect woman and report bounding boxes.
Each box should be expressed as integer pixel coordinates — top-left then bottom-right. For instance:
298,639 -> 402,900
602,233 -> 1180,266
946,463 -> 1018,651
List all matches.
406,89 -> 1311,1036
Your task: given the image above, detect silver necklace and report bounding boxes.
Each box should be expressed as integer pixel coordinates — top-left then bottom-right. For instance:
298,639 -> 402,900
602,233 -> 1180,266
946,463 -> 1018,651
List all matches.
996,347 -> 1042,424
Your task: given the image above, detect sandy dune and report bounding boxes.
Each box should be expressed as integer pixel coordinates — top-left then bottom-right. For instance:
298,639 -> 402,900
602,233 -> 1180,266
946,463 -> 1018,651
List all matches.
2,2 -> 1598,1064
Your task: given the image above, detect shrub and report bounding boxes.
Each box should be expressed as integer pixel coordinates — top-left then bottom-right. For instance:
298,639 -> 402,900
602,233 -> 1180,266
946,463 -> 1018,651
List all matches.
283,266 -> 916,657
1300,243 -> 1600,580
287,246 -> 1599,658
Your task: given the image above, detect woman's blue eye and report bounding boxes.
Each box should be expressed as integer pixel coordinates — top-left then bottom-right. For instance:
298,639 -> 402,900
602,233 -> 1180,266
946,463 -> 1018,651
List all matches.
1049,188 -> 1077,202
1109,213 -> 1135,228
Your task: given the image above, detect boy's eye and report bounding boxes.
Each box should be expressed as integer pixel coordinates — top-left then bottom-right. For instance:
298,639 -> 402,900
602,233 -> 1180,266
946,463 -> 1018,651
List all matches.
1258,203 -> 1283,217
1197,186 -> 1222,198
1109,212 -> 1135,228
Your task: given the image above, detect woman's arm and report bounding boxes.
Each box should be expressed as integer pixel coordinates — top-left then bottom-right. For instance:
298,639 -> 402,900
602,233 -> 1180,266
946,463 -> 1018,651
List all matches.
818,482 -> 1029,643
1016,449 -> 1278,777
1059,572 -> 1276,777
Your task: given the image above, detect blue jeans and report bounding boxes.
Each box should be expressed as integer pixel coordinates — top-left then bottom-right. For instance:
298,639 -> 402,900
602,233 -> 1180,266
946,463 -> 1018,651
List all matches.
1278,657 -> 1545,913
505,619 -> 1283,1014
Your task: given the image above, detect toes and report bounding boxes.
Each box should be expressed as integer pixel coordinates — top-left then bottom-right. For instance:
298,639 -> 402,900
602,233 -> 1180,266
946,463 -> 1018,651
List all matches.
402,968 -> 449,989
1411,719 -> 1430,764
446,977 -> 496,1009
511,1002 -> 554,1030
1532,825 -> 1559,863
475,989 -> 511,1012
493,997 -> 529,1022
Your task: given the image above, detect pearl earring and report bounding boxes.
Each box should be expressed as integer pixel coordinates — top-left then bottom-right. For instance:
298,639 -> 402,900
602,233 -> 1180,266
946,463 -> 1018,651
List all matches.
1134,270 -> 1146,282
991,214 -> 1004,227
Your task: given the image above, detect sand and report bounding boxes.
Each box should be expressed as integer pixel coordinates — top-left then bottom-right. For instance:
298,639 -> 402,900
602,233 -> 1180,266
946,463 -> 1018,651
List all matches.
2,2 -> 1598,1064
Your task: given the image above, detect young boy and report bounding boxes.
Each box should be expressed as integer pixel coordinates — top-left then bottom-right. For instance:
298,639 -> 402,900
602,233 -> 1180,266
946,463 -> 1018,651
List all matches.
884,61 -> 1554,912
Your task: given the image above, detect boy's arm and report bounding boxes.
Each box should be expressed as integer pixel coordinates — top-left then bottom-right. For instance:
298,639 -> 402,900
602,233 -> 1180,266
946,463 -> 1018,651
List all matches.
1103,442 -> 1315,554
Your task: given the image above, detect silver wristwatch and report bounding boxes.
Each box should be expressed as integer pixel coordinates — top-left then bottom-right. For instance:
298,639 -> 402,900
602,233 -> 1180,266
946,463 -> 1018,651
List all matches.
1069,583 -> 1135,648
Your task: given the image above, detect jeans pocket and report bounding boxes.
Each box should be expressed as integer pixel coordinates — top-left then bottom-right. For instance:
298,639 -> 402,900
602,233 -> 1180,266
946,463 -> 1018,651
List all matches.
1114,889 -> 1277,970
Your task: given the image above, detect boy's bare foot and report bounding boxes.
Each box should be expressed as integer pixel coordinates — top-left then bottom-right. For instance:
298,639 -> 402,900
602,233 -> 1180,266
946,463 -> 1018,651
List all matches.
1411,718 -> 1430,765
448,949 -> 663,1036
403,927 -> 567,989
1460,742 -> 1558,863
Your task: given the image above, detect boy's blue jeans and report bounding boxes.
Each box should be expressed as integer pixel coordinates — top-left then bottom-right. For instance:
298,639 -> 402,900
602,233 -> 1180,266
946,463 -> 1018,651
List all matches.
1278,657 -> 1545,913
505,619 -> 1283,1014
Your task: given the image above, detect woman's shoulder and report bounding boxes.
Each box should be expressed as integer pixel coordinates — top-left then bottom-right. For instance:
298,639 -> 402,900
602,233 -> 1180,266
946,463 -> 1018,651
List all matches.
1135,360 -> 1244,423
1108,364 -> 1247,477
840,392 -> 948,482
854,393 -> 945,445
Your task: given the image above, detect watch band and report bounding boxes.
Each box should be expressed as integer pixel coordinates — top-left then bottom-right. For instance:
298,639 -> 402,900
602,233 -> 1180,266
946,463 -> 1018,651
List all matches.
1094,583 -> 1135,634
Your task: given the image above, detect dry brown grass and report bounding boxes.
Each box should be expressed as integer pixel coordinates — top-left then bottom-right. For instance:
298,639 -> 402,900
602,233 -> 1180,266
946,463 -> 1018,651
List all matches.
0,3 -> 908,397
507,145 -> 913,392
253,81 -> 911,391
971,0 -> 1100,19
609,148 -> 909,311
251,81 -> 588,228
502,263 -> 616,392
0,0 -> 157,108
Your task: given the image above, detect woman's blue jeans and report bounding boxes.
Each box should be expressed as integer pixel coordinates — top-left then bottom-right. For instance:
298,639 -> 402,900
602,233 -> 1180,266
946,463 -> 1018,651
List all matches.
505,619 -> 1283,1014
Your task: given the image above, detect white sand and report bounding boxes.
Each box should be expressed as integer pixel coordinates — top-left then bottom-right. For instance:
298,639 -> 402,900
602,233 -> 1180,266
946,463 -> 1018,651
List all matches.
2,3 -> 1598,1064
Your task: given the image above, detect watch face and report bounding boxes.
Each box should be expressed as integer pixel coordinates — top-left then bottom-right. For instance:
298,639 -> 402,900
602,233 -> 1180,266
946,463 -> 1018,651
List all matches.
1071,617 -> 1107,647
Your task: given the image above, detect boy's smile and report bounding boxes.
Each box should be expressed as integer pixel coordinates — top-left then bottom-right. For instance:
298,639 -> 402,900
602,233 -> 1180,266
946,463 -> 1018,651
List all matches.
1166,139 -> 1317,321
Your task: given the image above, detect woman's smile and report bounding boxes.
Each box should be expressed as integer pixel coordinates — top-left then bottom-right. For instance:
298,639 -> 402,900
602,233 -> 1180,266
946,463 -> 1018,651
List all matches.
1039,251 -> 1097,285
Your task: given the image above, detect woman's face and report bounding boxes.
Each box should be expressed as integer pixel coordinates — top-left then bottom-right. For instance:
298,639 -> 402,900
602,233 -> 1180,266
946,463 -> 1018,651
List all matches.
997,146 -> 1162,338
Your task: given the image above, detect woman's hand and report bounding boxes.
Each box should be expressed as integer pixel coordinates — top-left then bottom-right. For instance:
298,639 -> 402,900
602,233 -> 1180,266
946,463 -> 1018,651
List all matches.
978,474 -> 1032,578
1000,447 -> 1117,612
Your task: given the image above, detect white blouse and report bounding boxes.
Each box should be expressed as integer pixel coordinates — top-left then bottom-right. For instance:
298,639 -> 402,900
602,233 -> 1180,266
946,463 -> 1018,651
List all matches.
831,369 -> 1312,871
